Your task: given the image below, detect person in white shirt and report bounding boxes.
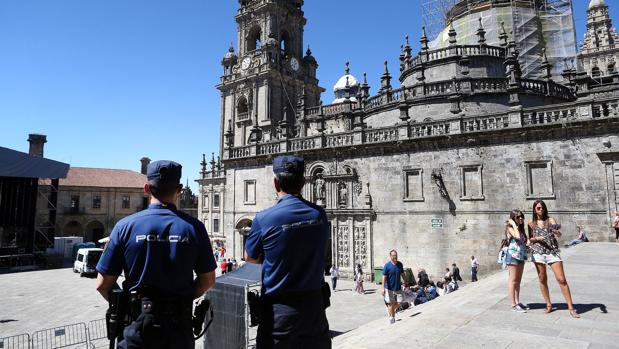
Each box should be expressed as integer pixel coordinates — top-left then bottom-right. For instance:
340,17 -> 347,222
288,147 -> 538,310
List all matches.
329,265 -> 339,291
471,255 -> 479,282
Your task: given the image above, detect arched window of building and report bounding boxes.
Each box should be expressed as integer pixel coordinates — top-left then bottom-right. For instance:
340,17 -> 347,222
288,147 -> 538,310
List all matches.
280,30 -> 291,55
608,63 -> 616,74
247,26 -> 262,51
237,96 -> 249,121
592,66 -> 601,78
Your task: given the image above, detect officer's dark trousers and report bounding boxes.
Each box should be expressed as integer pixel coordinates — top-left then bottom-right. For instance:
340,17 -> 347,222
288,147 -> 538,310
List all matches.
117,311 -> 194,349
257,292 -> 331,349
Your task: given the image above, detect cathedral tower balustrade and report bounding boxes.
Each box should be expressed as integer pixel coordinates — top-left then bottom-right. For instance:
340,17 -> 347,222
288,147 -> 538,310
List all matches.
223,97 -> 617,162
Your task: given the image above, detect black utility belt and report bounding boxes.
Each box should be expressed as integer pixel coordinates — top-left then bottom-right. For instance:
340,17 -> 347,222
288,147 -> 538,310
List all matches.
130,294 -> 192,319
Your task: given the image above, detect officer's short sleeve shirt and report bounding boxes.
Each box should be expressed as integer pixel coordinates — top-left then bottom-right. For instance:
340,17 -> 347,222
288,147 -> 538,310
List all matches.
97,203 -> 216,298
383,261 -> 404,291
245,194 -> 328,295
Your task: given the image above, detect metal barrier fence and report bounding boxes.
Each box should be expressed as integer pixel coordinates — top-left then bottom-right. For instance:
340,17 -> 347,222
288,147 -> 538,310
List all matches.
2,320 -> 111,349
0,334 -> 30,349
86,319 -> 108,349
31,323 -> 89,349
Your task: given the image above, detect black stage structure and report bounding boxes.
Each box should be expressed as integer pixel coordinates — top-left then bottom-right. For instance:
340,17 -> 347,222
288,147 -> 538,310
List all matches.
204,263 -> 261,349
0,146 -> 69,266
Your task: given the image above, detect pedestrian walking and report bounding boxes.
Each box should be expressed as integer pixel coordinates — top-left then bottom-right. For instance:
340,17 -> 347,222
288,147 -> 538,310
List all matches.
355,264 -> 364,294
451,263 -> 462,282
528,199 -> 580,318
505,209 -> 529,313
330,265 -> 339,291
381,250 -> 404,325
613,212 -> 619,244
244,156 -> 331,348
95,160 -> 216,348
221,258 -> 228,275
226,258 -> 233,273
470,255 -> 479,282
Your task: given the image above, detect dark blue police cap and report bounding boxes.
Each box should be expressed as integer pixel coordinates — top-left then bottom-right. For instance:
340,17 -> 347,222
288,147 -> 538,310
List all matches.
147,160 -> 182,184
273,156 -> 304,176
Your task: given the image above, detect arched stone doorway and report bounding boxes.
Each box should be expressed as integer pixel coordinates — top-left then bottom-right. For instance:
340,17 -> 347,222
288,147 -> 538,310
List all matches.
63,221 -> 83,237
235,218 -> 253,260
85,220 -> 105,243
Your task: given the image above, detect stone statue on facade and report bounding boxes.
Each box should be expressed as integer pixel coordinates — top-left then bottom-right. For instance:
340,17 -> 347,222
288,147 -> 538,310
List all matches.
314,174 -> 326,206
338,182 -> 347,208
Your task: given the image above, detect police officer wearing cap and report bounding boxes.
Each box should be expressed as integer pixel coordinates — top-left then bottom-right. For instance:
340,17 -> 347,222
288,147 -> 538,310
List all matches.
244,156 -> 331,348
96,160 -> 216,349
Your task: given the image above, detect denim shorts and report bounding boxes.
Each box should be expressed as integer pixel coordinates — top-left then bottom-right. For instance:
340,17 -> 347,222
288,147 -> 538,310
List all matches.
532,252 -> 562,265
504,253 -> 525,266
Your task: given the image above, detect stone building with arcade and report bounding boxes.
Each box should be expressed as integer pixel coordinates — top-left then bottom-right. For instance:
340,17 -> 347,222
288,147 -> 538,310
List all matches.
198,0 -> 619,279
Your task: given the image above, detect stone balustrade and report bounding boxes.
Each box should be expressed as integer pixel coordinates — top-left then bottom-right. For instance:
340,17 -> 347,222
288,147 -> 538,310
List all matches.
462,114 -> 510,132
257,142 -> 280,155
290,136 -> 319,151
225,100 -> 613,160
304,102 -> 357,118
403,45 -> 506,71
364,126 -> 400,143
237,112 -> 250,121
410,120 -> 452,138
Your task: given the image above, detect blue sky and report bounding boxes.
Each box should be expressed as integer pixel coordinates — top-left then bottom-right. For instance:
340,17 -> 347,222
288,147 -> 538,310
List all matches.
0,1 -> 612,191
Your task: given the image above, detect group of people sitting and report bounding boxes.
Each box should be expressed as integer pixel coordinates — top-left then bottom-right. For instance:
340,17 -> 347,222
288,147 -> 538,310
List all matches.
400,266 -> 462,308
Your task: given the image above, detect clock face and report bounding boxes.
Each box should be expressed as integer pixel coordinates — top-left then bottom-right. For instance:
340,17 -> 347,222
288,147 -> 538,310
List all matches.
241,56 -> 252,70
290,57 -> 300,71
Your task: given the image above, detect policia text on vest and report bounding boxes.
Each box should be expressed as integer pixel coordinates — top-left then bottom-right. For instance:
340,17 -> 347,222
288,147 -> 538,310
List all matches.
96,160 -> 217,349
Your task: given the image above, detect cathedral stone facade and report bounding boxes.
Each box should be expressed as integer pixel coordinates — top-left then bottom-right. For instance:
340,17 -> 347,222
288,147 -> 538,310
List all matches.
198,0 -> 619,280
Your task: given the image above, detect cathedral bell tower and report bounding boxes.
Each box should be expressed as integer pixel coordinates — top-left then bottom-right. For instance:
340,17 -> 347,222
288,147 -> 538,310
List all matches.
578,0 -> 619,78
218,0 -> 323,150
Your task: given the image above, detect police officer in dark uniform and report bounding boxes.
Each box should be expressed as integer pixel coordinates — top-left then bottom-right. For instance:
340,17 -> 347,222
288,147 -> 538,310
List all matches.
244,156 -> 331,349
95,160 -> 216,349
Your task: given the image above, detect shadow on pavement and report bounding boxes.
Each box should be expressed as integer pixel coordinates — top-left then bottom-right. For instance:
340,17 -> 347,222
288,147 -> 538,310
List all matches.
527,302 -> 607,314
330,330 -> 350,338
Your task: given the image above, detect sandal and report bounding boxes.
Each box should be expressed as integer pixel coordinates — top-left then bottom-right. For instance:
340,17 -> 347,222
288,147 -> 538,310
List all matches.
569,309 -> 580,318
544,305 -> 553,314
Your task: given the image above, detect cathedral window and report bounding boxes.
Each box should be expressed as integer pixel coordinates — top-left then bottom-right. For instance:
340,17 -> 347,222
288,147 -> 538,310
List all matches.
403,167 -> 424,202
459,164 -> 484,201
608,63 -> 616,74
244,180 -> 256,205
247,26 -> 262,51
213,194 -> 220,209
213,218 -> 220,233
524,160 -> 555,200
592,66 -> 601,77
237,97 -> 250,121
280,30 -> 291,55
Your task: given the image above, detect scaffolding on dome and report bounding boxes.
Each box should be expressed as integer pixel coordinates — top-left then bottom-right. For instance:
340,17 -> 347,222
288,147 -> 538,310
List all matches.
420,0 -> 577,81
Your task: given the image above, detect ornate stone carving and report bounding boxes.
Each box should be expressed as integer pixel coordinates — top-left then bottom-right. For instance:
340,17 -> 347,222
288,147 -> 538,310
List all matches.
353,181 -> 363,196
337,225 -> 350,268
353,226 -> 367,268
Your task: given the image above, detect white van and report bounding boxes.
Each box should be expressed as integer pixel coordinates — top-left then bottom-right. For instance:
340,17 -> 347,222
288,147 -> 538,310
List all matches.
73,248 -> 104,276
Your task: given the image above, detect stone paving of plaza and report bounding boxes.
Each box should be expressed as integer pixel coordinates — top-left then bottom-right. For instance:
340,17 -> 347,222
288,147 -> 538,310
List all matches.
335,242 -> 619,348
0,242 -> 617,348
